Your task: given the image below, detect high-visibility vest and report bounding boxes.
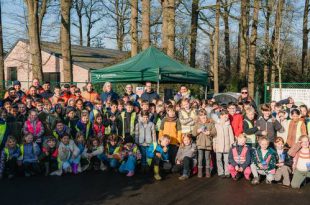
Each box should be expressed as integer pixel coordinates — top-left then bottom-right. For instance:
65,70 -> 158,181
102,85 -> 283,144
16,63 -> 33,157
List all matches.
232,146 -> 248,164
4,145 -> 19,161
288,120 -> 303,143
244,119 -> 256,144
0,122 -> 7,145
121,112 -> 136,137
76,122 -> 91,139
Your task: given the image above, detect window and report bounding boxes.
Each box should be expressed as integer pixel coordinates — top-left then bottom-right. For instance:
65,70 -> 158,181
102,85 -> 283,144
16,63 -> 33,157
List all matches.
43,72 -> 60,83
8,67 -> 17,81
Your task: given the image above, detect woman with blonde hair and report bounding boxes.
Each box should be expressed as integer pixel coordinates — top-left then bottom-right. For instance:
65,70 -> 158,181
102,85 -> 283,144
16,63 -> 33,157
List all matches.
100,82 -> 119,103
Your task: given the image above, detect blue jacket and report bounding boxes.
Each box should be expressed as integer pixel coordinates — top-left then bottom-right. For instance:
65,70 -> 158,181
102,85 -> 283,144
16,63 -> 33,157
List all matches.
22,143 -> 40,163
76,120 -> 93,139
147,143 -> 169,161
141,90 -> 159,102
100,91 -> 119,103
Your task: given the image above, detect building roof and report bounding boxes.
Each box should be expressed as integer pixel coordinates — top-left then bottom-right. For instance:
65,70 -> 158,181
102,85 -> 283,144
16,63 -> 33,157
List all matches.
9,39 -> 129,70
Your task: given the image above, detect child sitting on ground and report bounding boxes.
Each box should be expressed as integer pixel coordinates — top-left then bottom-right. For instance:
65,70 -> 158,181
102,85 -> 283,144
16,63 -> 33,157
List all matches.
86,137 -> 106,171
39,136 -> 59,176
228,134 -> 251,181
172,134 -> 197,180
103,134 -> 121,170
251,137 -> 276,185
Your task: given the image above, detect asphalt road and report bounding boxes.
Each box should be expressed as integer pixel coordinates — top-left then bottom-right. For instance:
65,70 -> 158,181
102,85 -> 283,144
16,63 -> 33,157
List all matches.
0,171 -> 309,205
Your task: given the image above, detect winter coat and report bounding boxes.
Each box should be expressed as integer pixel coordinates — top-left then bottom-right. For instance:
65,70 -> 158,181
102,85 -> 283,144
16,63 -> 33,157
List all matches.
159,116 -> 182,145
20,143 -> 41,163
175,143 -> 197,162
228,143 -> 251,169
228,113 -> 243,137
213,121 -> 235,153
255,116 -> 283,143
141,90 -> 159,102
178,108 -> 197,134
192,121 -> 216,150
58,140 -> 80,162
135,121 -> 156,145
252,147 -> 276,172
100,91 -> 119,103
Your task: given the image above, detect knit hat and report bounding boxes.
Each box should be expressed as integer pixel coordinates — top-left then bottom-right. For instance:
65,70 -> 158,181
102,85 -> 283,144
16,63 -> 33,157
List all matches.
66,106 -> 76,114
13,80 -> 21,86
83,101 -> 93,110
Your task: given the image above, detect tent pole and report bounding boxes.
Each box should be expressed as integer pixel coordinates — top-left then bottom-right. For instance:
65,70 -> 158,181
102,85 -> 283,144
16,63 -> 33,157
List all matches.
157,80 -> 160,94
204,85 -> 208,100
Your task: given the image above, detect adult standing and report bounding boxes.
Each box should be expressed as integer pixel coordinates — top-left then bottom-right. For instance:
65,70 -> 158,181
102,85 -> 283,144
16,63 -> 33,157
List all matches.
31,78 -> 44,94
238,87 -> 257,112
124,84 -> 138,102
41,82 -> 54,99
100,82 -> 119,103
3,80 -> 25,99
82,82 -> 99,103
141,82 -> 159,102
174,85 -> 191,102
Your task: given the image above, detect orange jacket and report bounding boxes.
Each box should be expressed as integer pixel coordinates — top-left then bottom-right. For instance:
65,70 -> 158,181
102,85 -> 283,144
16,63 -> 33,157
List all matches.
81,91 -> 99,103
158,117 -> 182,145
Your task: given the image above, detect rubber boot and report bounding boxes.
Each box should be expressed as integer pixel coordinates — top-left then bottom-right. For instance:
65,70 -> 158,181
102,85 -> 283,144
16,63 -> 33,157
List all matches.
205,168 -> 211,178
198,167 -> 203,178
154,165 -> 162,181
72,163 -> 78,174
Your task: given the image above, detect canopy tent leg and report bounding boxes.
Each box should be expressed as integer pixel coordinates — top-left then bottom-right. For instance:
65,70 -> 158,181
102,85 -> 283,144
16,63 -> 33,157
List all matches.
204,85 -> 208,100
157,80 -> 160,95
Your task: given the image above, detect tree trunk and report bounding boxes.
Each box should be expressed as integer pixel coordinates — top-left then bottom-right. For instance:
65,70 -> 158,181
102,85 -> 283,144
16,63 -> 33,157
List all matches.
167,0 -> 175,57
189,0 -> 199,67
271,0 -> 285,85
0,2 -> 4,90
302,0 -> 309,75
38,0 -> 48,37
25,0 -> 43,82
60,0 -> 73,82
222,0 -> 231,73
161,0 -> 168,53
263,0 -> 272,85
142,0 -> 150,50
213,0 -> 220,94
239,0 -> 248,81
248,0 -> 259,97
130,0 -> 138,56
74,0 -> 84,46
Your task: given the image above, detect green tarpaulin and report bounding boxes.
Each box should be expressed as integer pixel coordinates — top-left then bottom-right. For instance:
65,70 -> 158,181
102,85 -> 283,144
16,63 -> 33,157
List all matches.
91,46 -> 208,85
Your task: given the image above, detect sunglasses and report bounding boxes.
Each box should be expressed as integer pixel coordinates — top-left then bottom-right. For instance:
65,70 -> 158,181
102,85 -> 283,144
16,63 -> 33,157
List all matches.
241,92 -> 248,94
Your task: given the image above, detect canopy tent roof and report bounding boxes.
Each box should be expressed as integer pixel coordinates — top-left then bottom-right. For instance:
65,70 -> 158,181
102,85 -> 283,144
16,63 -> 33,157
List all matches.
91,46 -> 208,85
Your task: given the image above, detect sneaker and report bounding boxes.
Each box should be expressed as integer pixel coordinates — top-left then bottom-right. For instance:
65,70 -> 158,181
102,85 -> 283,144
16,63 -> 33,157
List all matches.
50,170 -> 62,176
266,180 -> 272,184
179,175 -> 189,180
251,177 -> 260,185
225,175 -> 230,178
154,174 -> 162,181
126,171 -> 135,177
100,163 -> 107,171
219,174 -> 225,179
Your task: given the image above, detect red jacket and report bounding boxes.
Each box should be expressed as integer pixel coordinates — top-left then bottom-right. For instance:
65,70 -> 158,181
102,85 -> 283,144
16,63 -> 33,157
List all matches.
229,113 -> 243,137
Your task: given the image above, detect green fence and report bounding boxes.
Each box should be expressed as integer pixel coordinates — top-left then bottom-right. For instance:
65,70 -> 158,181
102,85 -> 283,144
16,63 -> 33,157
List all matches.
264,82 -> 310,103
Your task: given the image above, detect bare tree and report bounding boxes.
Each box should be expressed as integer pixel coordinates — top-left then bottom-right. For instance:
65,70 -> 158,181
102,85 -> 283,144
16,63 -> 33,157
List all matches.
167,0 -> 175,57
271,0 -> 285,85
130,0 -> 138,56
72,0 -> 84,46
239,0 -> 248,81
189,0 -> 199,67
84,0 -> 101,47
221,0 -> 231,73
161,0 -> 168,53
38,0 -> 49,37
24,0 -> 43,82
302,0 -> 309,75
248,0 -> 259,97
142,0 -> 150,50
213,0 -> 220,93
60,0 -> 72,82
0,1 -> 4,90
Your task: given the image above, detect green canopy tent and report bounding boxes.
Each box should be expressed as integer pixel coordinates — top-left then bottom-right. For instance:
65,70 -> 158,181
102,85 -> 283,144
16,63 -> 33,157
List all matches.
91,46 -> 208,86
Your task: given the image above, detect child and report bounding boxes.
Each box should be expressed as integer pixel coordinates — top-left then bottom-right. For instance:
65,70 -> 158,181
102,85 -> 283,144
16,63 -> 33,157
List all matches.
89,99 -> 104,123
53,120 -> 72,140
172,134 -> 197,180
277,110 -> 289,144
159,105 -> 182,165
75,110 -> 93,140
85,137 -> 106,171
228,134 -> 251,181
23,109 -> 44,146
0,136 -> 21,179
291,135 -> 310,189
256,104 -> 283,147
179,99 -> 197,134
243,108 -> 258,148
147,135 -> 171,181
119,101 -> 137,139
251,137 -> 276,185
274,137 -> 292,187
227,103 -> 243,138
93,113 -> 105,143
135,111 -> 156,171
105,100 -> 120,136
103,134 -> 121,169
74,132 -> 88,172
64,106 -> 78,138
19,134 -> 41,177
286,109 -> 307,148
39,136 -> 59,176
118,136 -> 141,177
213,110 -> 235,178
56,134 -> 80,175
192,109 -> 216,178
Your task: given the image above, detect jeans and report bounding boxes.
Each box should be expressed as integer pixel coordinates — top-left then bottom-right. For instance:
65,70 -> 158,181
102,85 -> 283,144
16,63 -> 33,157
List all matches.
101,154 -> 119,168
198,149 -> 210,168
139,145 -> 149,167
154,155 -> 172,171
119,155 -> 136,173
216,152 -> 229,175
172,157 -> 193,176
169,144 -> 179,166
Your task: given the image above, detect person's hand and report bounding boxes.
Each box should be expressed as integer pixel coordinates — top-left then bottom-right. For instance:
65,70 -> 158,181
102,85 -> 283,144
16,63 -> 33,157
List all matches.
258,163 -> 263,169
197,128 -> 204,133
261,131 -> 267,136
156,153 -> 161,158
163,146 -> 168,152
239,167 -> 244,172
204,130 -> 210,135
176,160 -> 181,165
235,165 -> 239,171
110,116 -> 116,121
277,162 -> 284,167
257,126 -> 260,130
107,154 -> 112,158
45,151 -> 49,156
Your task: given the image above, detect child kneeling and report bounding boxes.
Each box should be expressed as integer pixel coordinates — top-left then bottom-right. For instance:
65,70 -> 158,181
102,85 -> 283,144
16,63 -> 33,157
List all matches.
228,134 -> 251,181
85,137 -> 106,171
172,134 -> 197,180
251,137 -> 276,185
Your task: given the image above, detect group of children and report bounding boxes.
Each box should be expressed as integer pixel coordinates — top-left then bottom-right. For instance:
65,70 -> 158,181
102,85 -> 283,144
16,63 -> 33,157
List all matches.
0,86 -> 309,190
